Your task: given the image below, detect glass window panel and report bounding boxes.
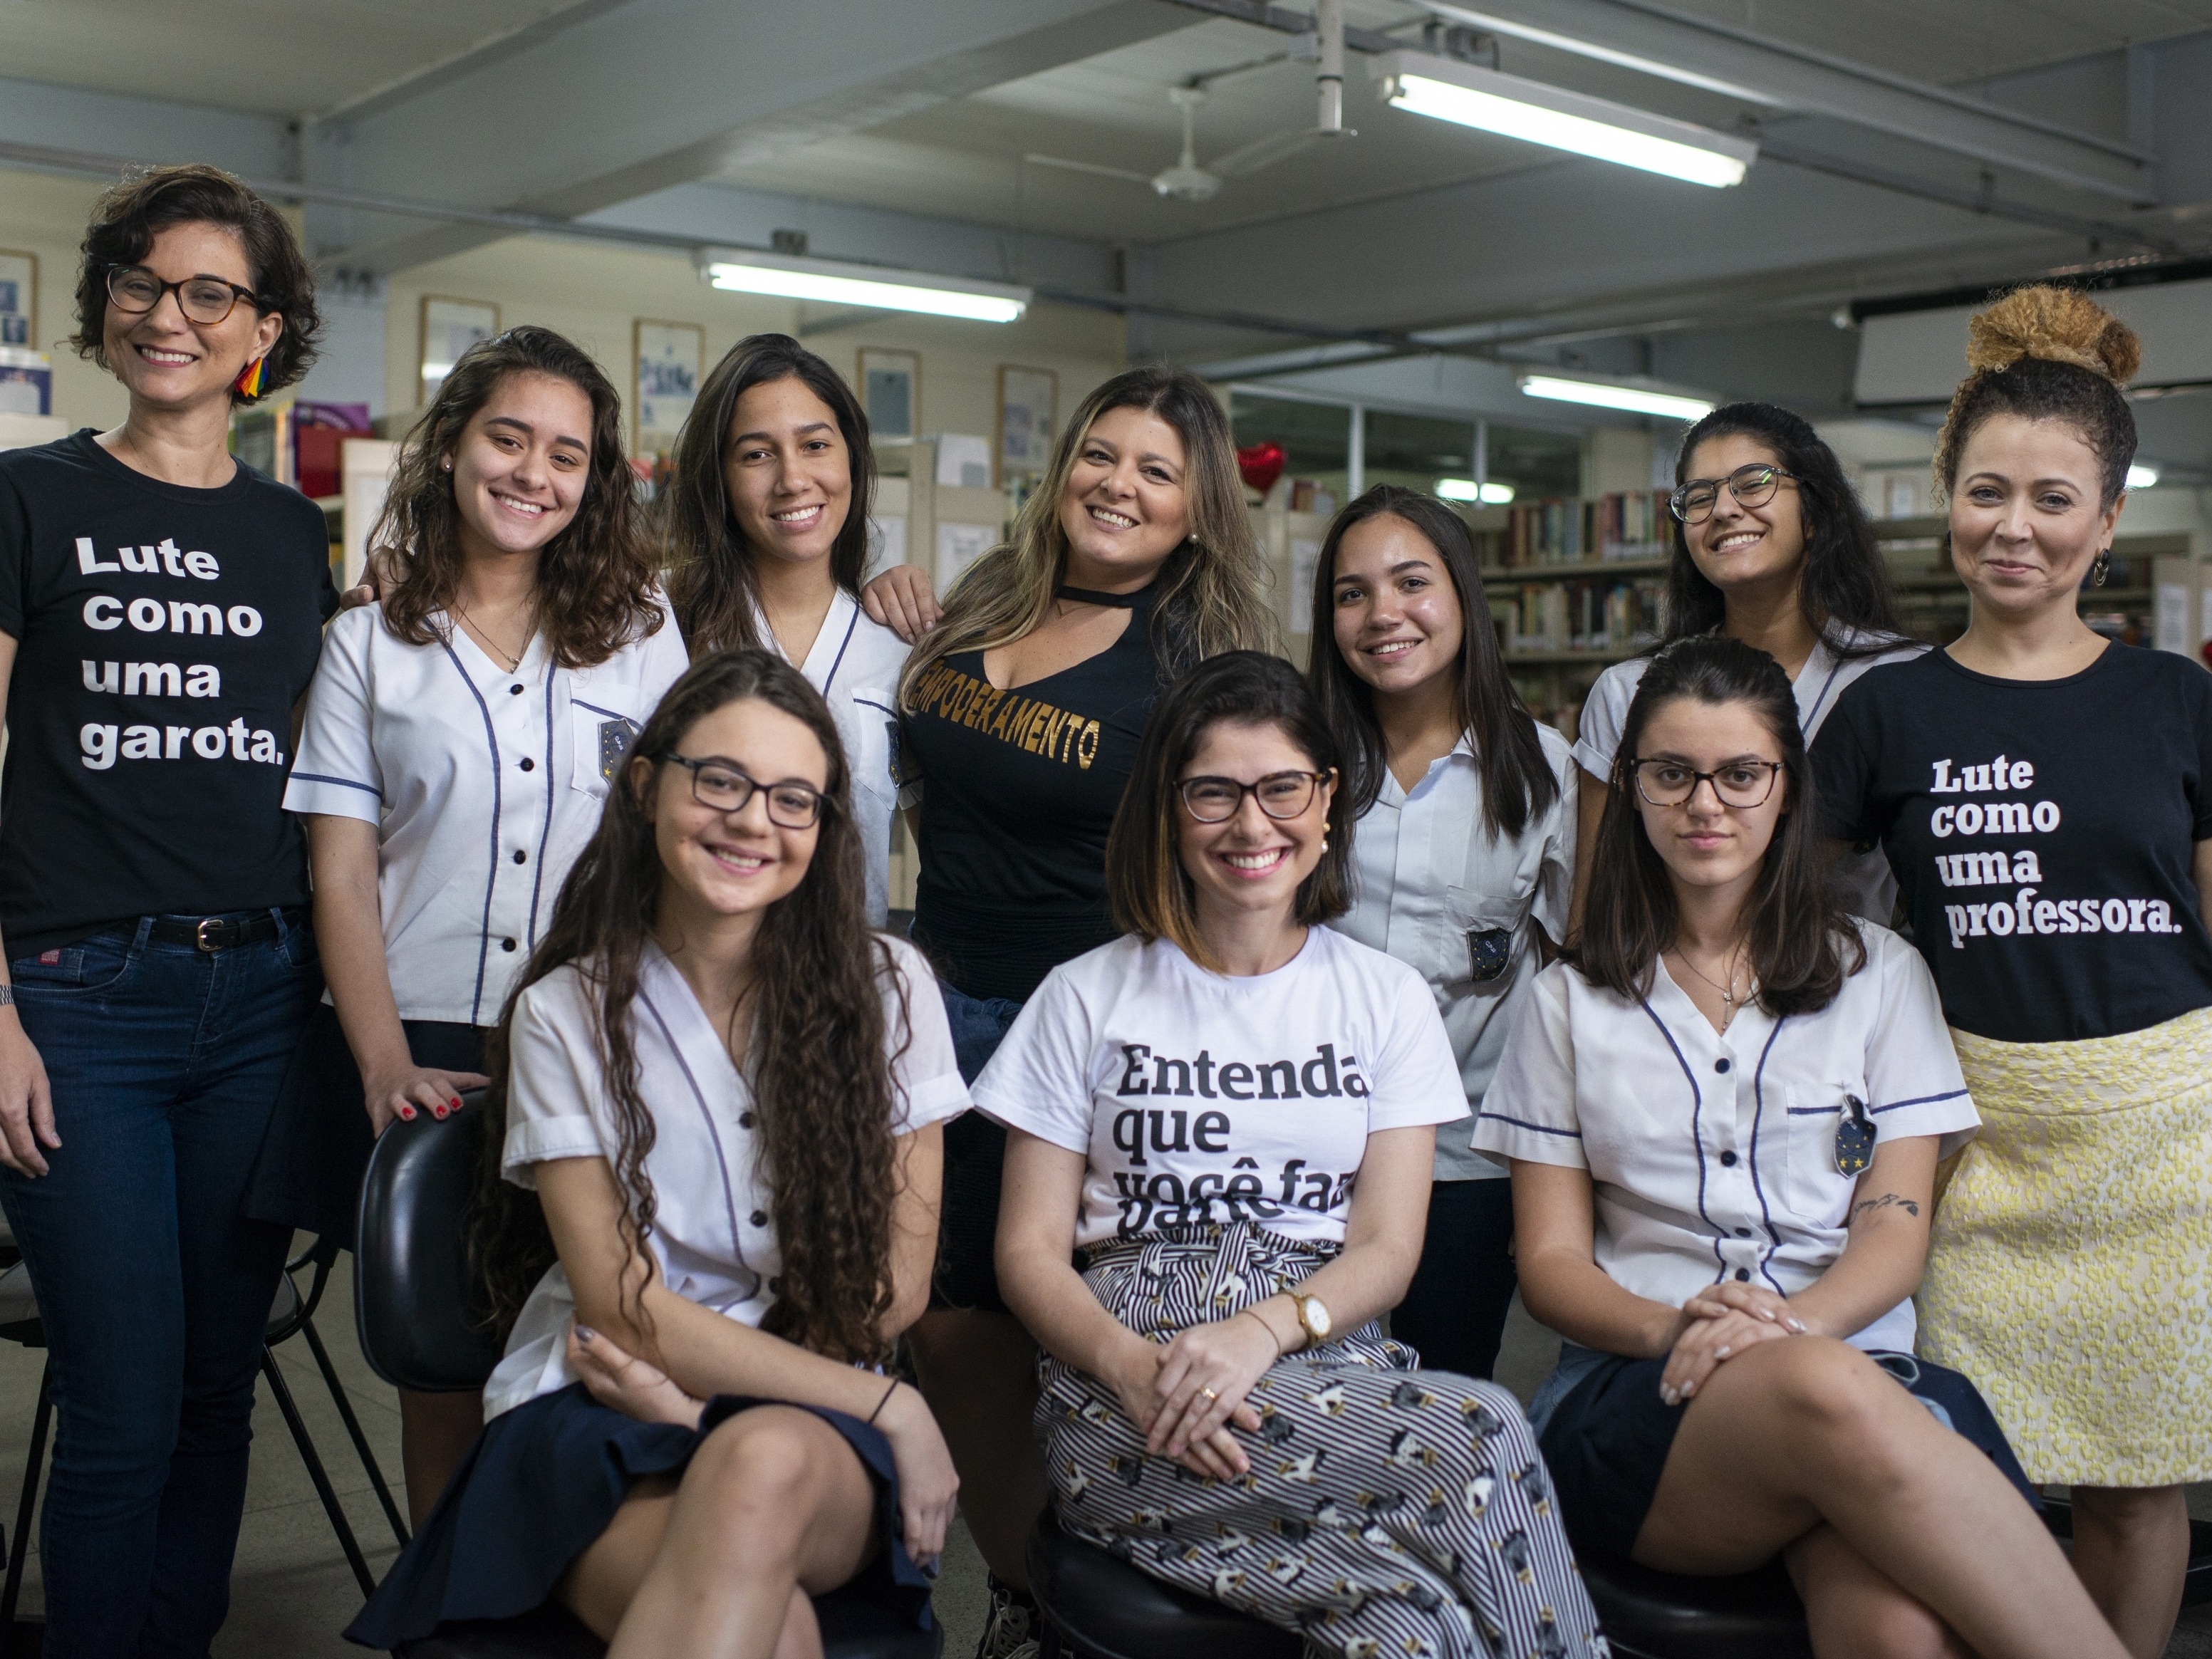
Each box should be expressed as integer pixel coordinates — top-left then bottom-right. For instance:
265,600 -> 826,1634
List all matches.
1362,410 -> 1476,496
1486,425 -> 1584,501
1230,391 -> 1350,511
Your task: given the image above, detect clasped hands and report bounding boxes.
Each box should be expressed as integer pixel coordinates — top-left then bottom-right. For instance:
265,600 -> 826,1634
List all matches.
1104,1302 -> 1289,1483
1659,1281 -> 1809,1407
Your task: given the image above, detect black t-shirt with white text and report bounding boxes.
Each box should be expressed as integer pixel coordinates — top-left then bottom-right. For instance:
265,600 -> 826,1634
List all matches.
901,586 -> 1166,1003
1812,644 -> 2212,1042
0,432 -> 338,957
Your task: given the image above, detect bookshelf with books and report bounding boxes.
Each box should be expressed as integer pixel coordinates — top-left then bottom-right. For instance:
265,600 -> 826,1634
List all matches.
1871,515 -> 2181,648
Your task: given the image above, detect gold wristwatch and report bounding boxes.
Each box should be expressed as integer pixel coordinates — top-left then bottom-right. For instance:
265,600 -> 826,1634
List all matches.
1289,1291 -> 1332,1349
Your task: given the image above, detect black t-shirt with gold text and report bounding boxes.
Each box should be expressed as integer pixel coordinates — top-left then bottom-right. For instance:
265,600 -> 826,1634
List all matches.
902,587 -> 1165,1003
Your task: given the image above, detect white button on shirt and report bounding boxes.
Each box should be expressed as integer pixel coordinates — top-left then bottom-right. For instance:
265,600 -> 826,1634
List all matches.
1574,628 -> 1927,921
753,589 -> 911,926
1330,725 -> 1577,1181
1475,923 -> 1978,1352
284,601 -> 690,1025
483,935 -> 970,1419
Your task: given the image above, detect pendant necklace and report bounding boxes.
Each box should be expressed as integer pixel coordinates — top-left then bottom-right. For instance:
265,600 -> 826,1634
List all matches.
1672,941 -> 1751,1030
456,603 -> 532,673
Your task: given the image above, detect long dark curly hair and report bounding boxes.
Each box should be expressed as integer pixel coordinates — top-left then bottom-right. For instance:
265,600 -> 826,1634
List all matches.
470,649 -> 914,1363
1305,484 -> 1559,835
1663,402 -> 1904,658
374,325 -> 665,669
1572,635 -> 1862,1016
664,333 -> 877,657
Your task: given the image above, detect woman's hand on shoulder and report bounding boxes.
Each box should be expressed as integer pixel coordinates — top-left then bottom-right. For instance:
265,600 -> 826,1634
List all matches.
873,1381 -> 958,1570
860,563 -> 940,645
1659,1283 -> 1804,1405
567,1321 -> 705,1427
336,546 -> 407,613
362,1061 -> 492,1136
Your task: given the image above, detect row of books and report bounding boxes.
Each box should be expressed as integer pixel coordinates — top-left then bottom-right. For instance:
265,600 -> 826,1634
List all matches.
1489,577 -> 1667,655
1484,490 -> 1677,566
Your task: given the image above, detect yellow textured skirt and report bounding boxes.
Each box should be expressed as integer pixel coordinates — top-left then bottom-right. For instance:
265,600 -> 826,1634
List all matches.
1916,1004 -> 2212,1487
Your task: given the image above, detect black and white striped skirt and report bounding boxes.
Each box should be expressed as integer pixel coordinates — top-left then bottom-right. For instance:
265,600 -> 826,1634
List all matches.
1037,1222 -> 1606,1659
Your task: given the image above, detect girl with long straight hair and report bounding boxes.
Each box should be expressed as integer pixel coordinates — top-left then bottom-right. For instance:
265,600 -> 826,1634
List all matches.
0,162 -> 330,1655
257,325 -> 685,1523
348,650 -> 966,1658
990,650 -> 1604,1658
1482,636 -> 2124,1659
894,363 -> 1276,1647
1307,484 -> 1573,1379
663,333 -> 910,924
1571,403 -> 1922,925
1816,286 -> 2212,1658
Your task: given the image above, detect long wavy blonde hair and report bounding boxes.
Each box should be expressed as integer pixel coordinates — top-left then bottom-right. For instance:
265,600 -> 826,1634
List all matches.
898,365 -> 1276,705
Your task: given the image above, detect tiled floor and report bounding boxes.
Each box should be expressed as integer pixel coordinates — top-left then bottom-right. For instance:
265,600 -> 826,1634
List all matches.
1,1250 -> 2207,1655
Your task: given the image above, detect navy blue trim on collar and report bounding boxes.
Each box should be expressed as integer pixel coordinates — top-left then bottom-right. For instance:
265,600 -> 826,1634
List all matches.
821,601 -> 861,696
1637,998 -> 1726,1278
638,987 -> 760,1299
526,671 -> 557,948
1748,1018 -> 1789,1295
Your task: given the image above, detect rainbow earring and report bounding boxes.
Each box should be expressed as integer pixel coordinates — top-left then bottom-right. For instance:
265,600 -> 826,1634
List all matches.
233,356 -> 266,399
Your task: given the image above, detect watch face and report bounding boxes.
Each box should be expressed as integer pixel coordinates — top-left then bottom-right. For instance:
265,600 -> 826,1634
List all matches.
1303,1297 -> 1331,1339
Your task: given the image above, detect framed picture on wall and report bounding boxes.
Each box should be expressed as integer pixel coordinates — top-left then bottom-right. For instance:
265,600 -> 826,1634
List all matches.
858,347 -> 919,439
419,296 -> 499,406
633,319 -> 704,452
995,364 -> 1056,485
0,250 -> 34,347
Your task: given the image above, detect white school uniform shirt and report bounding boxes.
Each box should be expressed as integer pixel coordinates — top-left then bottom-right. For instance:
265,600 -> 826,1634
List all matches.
284,600 -> 689,1025
972,927 -> 1467,1249
1474,923 -> 1977,1352
483,935 -> 970,1420
1331,724 -> 1577,1182
1574,628 -> 1927,921
752,589 -> 910,927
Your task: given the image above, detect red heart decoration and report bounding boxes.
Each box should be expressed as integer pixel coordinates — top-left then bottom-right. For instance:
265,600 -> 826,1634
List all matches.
1237,440 -> 1286,497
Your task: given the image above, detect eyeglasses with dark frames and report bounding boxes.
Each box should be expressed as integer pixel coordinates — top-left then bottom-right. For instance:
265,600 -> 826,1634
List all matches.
1629,757 -> 1785,809
1178,770 -> 1331,824
658,752 -> 826,828
1668,463 -> 1796,524
105,264 -> 264,328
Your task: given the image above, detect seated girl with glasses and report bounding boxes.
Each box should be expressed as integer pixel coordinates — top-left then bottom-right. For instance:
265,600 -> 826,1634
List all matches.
346,650 -> 968,1658
1477,636 -> 2126,1659
983,651 -> 1605,1659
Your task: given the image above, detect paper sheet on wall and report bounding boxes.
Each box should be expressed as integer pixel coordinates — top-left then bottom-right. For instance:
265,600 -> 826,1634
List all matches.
934,435 -> 992,490
1289,536 -> 1323,635
867,515 -> 905,578
2158,581 -> 2192,654
937,521 -> 996,590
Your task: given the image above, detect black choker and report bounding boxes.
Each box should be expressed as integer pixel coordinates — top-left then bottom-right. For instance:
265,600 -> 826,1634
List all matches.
1054,582 -> 1150,609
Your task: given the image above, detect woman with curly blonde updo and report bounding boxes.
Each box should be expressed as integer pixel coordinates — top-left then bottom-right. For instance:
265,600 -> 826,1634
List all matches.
1813,286 -> 2212,1657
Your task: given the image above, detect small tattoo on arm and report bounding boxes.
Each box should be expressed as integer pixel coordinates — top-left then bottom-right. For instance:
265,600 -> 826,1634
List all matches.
1849,1192 -> 1921,1224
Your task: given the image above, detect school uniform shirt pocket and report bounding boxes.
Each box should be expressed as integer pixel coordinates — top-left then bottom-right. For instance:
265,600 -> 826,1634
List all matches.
569,687 -> 648,799
1777,1085 -> 1857,1224
846,687 -> 900,807
1444,888 -> 1528,994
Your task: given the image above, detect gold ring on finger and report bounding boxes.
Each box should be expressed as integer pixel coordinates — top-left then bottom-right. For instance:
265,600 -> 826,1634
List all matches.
1200,1387 -> 1219,1403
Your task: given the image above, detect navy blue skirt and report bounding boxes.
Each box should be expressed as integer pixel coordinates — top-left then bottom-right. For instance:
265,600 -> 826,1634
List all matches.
344,1383 -> 935,1648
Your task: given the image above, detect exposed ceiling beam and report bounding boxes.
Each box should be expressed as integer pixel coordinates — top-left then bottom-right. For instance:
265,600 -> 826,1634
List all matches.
316,0 -> 640,124
1423,0 -> 2153,203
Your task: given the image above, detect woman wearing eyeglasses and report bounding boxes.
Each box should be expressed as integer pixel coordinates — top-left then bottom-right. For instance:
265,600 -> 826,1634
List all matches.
988,651 -> 1605,1659
260,326 -> 685,1525
1480,636 -> 2124,1659
0,165 -> 333,1656
1572,405 -> 1922,928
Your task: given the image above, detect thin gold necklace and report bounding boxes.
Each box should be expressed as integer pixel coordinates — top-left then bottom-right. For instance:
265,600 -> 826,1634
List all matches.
455,602 -> 532,672
1671,941 -> 1751,1029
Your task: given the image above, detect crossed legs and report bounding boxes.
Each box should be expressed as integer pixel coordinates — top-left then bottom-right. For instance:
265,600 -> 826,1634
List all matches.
559,1405 -> 877,1659
1632,1337 -> 2129,1659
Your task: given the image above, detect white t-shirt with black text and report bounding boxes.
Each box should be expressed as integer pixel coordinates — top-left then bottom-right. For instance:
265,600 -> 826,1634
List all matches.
972,927 -> 1467,1248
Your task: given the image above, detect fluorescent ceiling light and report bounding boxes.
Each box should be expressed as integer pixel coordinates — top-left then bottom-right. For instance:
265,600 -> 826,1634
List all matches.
693,248 -> 1030,323
2127,463 -> 2159,489
1438,477 -> 1515,504
1372,50 -> 1757,189
1520,374 -> 1716,422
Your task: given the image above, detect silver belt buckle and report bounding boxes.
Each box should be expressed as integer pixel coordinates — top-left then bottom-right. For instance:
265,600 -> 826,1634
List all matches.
194,917 -> 226,952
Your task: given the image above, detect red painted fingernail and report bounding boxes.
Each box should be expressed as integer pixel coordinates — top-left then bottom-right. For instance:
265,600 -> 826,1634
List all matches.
450,1097 -> 462,1110
432,1107 -> 447,1119
399,1106 -> 415,1120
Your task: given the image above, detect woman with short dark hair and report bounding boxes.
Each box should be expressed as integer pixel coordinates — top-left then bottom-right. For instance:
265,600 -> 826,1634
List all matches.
987,650 -> 1602,1658
0,162 -> 331,1655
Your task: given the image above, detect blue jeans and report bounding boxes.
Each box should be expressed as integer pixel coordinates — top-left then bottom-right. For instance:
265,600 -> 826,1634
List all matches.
0,913 -> 318,1659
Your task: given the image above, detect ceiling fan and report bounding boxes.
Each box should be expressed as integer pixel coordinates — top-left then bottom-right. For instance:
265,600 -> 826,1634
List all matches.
1022,0 -> 1355,202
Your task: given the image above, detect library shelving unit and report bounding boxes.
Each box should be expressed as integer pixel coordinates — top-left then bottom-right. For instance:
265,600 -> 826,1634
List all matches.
1869,514 -> 2182,648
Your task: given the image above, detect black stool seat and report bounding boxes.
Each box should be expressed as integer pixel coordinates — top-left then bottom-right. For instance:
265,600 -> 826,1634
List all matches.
1578,1551 -> 1810,1659
1027,1511 -> 1299,1659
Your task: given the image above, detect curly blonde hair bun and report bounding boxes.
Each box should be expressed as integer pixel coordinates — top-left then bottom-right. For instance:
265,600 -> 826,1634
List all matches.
1934,284 -> 2139,508
1965,284 -> 2140,385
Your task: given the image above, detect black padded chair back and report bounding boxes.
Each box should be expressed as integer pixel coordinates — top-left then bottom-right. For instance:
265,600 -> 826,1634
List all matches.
356,1092 -> 507,1392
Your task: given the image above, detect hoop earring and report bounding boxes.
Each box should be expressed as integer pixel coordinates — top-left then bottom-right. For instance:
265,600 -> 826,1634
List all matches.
2092,548 -> 2111,588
